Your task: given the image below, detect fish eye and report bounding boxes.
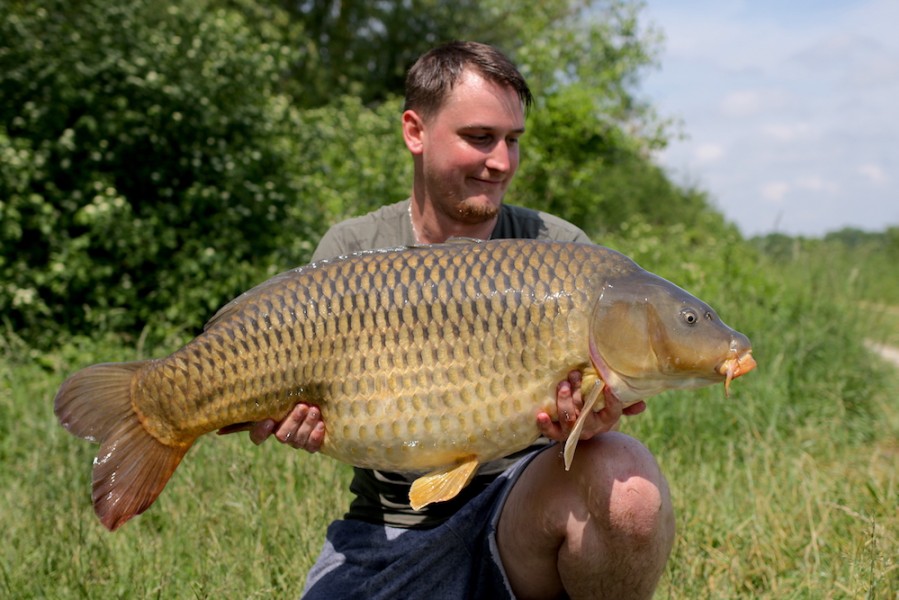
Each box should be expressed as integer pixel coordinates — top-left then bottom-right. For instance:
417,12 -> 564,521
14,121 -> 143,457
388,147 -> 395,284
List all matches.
681,309 -> 698,325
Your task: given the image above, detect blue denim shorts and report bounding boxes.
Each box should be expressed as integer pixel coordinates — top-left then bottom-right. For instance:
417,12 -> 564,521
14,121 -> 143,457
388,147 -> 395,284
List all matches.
301,447 -> 545,599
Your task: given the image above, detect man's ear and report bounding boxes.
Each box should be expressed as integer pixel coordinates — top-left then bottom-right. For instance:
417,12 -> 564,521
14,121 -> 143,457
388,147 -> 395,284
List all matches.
402,110 -> 426,155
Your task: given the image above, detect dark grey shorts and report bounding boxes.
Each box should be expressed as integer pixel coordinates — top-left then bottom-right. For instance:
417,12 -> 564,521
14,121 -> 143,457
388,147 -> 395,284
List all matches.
301,447 -> 545,599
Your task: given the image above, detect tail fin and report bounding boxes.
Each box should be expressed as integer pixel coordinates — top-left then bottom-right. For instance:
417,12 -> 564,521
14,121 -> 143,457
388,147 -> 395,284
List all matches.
54,362 -> 190,531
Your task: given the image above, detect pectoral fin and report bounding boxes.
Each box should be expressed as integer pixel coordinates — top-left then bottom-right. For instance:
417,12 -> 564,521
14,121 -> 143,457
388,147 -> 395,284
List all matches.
409,457 -> 480,511
562,378 -> 605,471
216,422 -> 254,435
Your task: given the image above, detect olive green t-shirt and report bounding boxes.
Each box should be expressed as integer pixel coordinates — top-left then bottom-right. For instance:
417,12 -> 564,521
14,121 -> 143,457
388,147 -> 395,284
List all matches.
311,199 -> 591,528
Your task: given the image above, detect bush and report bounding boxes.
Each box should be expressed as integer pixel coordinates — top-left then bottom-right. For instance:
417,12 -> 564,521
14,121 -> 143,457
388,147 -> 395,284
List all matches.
0,0 -> 722,347
0,0 -> 311,345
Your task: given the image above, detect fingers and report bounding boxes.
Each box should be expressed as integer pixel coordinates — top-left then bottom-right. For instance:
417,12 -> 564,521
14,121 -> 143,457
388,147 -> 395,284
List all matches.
559,370 -> 583,428
539,371 -> 645,443
275,404 -> 324,452
249,403 -> 325,453
538,371 -> 585,443
563,390 -> 620,441
593,392 -> 624,432
623,401 -> 647,416
536,410 -> 564,441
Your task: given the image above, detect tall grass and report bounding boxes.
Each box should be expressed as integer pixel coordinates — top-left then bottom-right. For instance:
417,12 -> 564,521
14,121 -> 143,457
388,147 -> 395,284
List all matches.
1,332 -> 351,598
2,230 -> 897,597
608,224 -> 899,598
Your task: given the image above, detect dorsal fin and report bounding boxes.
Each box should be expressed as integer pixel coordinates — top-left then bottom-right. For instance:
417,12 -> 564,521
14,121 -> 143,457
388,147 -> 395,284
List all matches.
203,268 -> 305,331
204,241 -> 490,331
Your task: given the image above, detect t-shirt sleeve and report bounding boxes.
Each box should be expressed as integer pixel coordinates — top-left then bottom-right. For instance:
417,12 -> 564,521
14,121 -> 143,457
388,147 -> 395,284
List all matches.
310,200 -> 412,262
311,226 -> 353,262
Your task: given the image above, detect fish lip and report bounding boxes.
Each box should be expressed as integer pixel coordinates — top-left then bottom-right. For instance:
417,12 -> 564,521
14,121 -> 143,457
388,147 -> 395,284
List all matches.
718,351 -> 757,395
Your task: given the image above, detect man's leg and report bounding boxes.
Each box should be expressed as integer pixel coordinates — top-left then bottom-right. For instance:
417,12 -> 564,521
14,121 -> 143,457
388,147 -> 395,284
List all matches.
497,432 -> 674,600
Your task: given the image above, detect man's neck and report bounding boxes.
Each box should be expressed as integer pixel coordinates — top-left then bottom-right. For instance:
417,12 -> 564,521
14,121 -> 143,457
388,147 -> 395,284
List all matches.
409,196 -> 498,244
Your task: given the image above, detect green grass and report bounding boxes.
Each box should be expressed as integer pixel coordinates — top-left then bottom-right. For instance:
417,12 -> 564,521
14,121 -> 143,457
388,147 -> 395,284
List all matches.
2,236 -> 898,598
0,333 -> 351,598
861,303 -> 899,348
614,234 -> 899,599
621,378 -> 898,598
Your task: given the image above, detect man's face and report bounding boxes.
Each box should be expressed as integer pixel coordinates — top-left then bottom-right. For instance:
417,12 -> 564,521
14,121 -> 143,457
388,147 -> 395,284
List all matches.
412,70 -> 525,224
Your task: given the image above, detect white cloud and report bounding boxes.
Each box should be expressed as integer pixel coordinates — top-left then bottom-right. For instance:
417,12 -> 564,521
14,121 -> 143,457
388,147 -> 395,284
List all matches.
761,181 -> 789,202
761,122 -> 817,143
791,31 -> 899,89
719,90 -> 763,118
857,164 -> 888,185
795,176 -> 839,194
693,142 -> 725,164
720,89 -> 794,118
640,0 -> 899,236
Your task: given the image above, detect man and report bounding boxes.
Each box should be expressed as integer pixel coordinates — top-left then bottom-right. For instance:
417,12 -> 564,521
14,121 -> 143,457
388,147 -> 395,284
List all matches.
252,41 -> 674,599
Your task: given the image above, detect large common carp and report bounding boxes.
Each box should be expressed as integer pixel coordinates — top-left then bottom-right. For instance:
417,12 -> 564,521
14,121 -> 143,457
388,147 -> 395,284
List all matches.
55,239 -> 756,531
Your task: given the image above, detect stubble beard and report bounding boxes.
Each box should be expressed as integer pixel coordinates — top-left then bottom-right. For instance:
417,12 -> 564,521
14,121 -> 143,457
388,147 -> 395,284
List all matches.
453,197 -> 501,224
426,168 -> 504,225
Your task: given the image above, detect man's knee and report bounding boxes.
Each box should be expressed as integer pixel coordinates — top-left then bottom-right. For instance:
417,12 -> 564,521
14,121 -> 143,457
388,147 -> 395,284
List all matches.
570,432 -> 674,544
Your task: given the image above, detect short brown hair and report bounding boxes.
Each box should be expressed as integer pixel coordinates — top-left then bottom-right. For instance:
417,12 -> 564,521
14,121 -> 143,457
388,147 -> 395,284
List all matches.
403,41 -> 533,119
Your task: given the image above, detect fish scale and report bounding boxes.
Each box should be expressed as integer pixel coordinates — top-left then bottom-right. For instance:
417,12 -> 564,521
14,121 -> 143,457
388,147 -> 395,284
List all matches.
54,238 -> 756,530
135,241 -> 574,463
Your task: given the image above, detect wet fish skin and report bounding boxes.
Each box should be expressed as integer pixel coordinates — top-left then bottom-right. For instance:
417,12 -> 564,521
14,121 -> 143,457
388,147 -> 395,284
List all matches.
54,239 -> 755,530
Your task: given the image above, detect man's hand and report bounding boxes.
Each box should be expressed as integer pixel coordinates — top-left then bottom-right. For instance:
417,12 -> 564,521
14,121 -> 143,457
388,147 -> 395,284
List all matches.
250,403 -> 325,452
536,370 -> 645,443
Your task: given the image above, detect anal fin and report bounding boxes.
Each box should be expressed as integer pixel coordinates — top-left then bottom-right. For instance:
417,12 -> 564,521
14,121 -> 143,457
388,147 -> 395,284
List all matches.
409,457 -> 480,511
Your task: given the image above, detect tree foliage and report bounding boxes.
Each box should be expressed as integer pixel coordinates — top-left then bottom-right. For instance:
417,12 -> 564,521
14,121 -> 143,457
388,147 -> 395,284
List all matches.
1,0 -> 726,347
1,0 -> 314,343
220,0 -> 660,111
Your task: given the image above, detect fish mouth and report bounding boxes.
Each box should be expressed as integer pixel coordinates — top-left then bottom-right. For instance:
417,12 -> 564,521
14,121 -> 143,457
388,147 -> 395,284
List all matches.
718,351 -> 757,396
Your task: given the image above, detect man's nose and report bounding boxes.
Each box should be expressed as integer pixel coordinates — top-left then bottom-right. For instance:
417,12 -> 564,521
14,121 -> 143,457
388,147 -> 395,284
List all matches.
485,140 -> 516,173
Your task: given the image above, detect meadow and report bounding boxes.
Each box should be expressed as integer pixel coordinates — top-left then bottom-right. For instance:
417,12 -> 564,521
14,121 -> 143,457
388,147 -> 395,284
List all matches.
2,233 -> 897,598
4,3 -> 896,597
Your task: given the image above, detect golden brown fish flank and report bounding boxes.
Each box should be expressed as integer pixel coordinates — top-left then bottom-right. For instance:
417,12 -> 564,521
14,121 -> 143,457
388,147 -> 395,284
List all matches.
54,239 -> 755,530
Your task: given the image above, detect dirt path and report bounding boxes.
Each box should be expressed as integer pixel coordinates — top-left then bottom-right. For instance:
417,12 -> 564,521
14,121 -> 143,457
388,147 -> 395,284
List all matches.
862,302 -> 899,368
865,340 -> 899,368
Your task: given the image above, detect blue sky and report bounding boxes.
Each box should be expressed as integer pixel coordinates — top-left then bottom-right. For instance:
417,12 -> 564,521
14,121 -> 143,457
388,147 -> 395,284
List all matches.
639,0 -> 898,237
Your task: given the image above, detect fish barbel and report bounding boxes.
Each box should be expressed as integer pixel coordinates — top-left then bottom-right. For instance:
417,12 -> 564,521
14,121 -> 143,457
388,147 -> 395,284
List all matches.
54,239 -> 756,530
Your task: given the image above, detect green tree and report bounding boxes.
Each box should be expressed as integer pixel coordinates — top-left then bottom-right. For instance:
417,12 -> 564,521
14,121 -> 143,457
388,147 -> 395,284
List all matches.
221,0 -> 662,114
0,0 -> 310,344
1,0 -> 723,346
